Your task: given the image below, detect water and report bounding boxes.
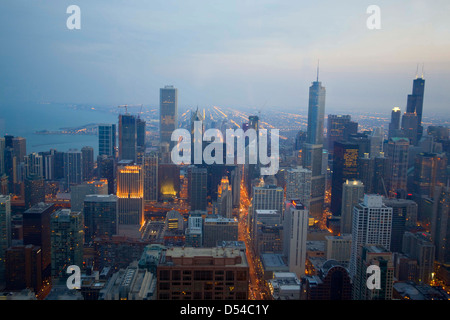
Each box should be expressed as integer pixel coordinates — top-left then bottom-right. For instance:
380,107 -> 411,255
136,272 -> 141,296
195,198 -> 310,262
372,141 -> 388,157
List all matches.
0,102 -> 119,157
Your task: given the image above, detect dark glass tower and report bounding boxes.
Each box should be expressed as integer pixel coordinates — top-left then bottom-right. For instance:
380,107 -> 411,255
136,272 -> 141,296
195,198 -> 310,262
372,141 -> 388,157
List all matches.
406,75 -> 425,141
119,114 -> 137,163
160,85 -> 178,149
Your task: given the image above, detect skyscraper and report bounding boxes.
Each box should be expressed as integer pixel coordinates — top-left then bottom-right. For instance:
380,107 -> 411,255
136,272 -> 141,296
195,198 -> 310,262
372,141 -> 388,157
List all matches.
64,149 -> 83,191
388,107 -> 402,139
303,70 -> 326,220
340,180 -> 365,235
413,152 -> 448,198
119,114 -> 138,163
283,200 -> 309,278
143,152 -> 158,202
50,209 -> 84,277
98,124 -> 117,157
0,195 -> 11,285
349,195 -> 393,278
116,161 -> 144,227
386,137 -> 410,197
406,74 -> 425,141
331,141 -> 359,216
24,173 -> 45,210
326,114 -> 357,153
23,202 -> 57,282
285,166 -> 312,209
83,194 -> 119,242
431,186 -> 450,265
81,146 -> 94,181
188,166 -> 208,212
160,85 -> 178,149
216,176 -> 233,219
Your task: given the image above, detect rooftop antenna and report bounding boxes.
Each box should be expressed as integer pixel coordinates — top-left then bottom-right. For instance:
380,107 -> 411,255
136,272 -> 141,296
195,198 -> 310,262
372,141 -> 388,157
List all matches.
316,59 -> 320,82
421,63 -> 425,79
415,63 -> 419,79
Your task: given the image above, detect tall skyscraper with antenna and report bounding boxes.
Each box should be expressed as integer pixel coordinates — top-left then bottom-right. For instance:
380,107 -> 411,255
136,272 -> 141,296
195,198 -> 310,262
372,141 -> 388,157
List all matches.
405,64 -> 426,142
303,62 -> 326,220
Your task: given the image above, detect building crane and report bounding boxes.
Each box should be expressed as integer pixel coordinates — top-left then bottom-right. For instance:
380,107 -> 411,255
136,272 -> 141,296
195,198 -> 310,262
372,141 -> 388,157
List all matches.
118,104 -> 128,114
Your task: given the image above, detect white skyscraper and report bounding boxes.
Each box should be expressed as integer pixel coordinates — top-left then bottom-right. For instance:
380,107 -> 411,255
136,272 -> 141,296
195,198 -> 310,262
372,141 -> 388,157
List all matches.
340,180 -> 365,235
283,200 -> 309,278
349,194 -> 393,278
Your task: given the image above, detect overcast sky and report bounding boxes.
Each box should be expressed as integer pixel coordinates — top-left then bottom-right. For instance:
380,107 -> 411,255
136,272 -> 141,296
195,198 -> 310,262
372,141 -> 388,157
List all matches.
1,0 -> 449,115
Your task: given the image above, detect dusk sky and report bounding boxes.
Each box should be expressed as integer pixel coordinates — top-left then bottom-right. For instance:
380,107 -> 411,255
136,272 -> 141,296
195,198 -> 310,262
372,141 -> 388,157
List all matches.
1,0 -> 450,115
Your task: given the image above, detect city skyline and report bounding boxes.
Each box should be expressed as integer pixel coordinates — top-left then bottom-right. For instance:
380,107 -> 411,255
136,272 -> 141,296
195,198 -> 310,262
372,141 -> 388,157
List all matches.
1,1 -> 450,115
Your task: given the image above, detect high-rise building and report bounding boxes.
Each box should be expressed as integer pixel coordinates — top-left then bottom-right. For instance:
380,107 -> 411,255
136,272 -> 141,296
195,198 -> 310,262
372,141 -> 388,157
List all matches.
303,70 -> 326,221
0,195 -> 11,285
402,231 -> 435,284
413,152 -> 448,198
388,107 -> 402,139
340,180 -> 365,235
119,114 -> 138,163
215,176 -> 233,218
70,180 -> 108,213
324,234 -> 352,265
157,246 -> 249,300
81,146 -> 94,181
116,161 -> 144,226
331,141 -> 359,216
431,186 -> 450,265
64,149 -> 83,191
97,154 -> 116,195
285,166 -> 312,209
50,209 -> 84,277
136,118 -> 146,164
23,202 -> 57,282
5,244 -> 42,292
143,152 -> 158,202
283,200 -> 309,278
160,85 -> 178,149
406,75 -> 425,141
386,137 -> 410,197
188,166 -> 208,212
383,198 -> 418,252
98,124 -> 117,157
253,210 -> 283,255
326,114 -> 357,153
24,152 -> 43,179
349,195 -> 393,278
185,211 -> 203,247
24,174 -> 45,210
83,194 -> 119,242
401,112 -> 419,145
352,245 -> 394,300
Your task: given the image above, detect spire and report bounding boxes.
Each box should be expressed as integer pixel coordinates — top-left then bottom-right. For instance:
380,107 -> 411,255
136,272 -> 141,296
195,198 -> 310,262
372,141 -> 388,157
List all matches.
421,63 -> 425,79
316,59 -> 320,82
415,63 -> 419,79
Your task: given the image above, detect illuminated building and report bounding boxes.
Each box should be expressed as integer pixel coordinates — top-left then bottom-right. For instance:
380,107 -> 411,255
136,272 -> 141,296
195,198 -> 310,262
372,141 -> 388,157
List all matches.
283,200 -> 309,278
431,186 -> 450,269
158,164 -> 180,201
160,85 -> 178,149
157,246 -> 249,300
165,210 -> 184,231
117,160 -> 144,226
330,141 -> 359,216
326,114 -> 357,153
401,111 -> 419,145
0,195 -> 11,285
388,107 -> 402,139
269,272 -> 301,300
50,209 -> 84,277
340,180 -> 364,235
215,176 -> 233,218
352,245 -> 394,300
83,194 -> 118,242
98,124 -> 116,157
357,152 -> 389,195
349,195 -> 392,278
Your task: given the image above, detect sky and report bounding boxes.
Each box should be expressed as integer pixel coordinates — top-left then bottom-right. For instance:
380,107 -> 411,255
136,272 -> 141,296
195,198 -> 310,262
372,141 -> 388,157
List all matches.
1,0 -> 450,115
